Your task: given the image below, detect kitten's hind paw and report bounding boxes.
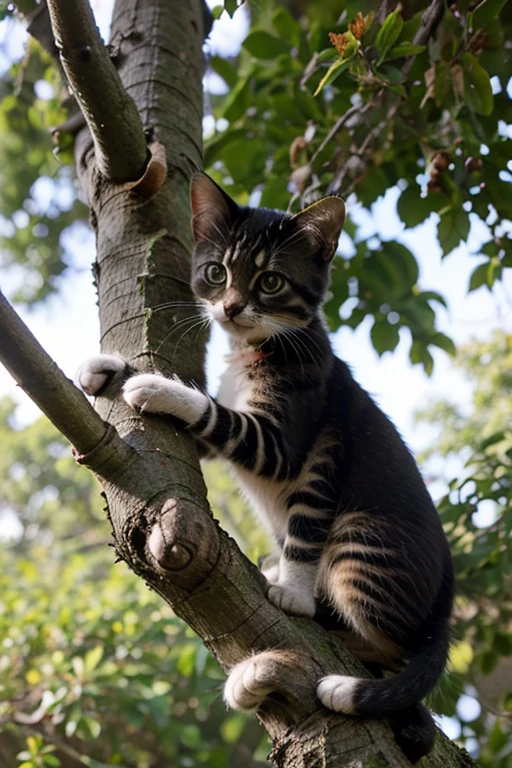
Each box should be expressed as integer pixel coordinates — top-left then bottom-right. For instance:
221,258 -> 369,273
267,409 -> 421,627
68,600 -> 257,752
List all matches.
224,650 -> 314,713
75,355 -> 127,396
267,583 -> 316,618
224,656 -> 276,713
316,674 -> 359,715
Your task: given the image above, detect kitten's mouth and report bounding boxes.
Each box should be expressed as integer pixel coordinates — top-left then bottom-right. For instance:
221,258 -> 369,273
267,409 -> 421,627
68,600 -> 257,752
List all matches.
222,317 -> 273,345
226,317 -> 254,328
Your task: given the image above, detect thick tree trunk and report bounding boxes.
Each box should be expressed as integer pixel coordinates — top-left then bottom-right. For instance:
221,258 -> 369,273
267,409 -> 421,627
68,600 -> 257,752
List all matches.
0,1 -> 477,766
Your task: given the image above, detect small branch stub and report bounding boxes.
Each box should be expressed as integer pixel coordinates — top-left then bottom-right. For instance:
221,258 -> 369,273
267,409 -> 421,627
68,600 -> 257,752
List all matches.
121,141 -> 168,199
147,498 -> 221,590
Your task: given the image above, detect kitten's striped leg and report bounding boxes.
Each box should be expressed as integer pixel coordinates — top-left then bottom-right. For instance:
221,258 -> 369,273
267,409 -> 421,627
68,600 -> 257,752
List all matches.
123,374 -> 291,478
267,508 -> 333,618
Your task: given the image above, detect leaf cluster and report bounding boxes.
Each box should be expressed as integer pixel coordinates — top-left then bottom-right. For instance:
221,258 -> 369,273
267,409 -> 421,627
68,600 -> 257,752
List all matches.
205,0 -> 511,371
0,33 -> 87,304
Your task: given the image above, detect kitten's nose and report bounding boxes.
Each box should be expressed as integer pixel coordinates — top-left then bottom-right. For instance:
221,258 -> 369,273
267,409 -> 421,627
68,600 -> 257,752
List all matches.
223,300 -> 244,320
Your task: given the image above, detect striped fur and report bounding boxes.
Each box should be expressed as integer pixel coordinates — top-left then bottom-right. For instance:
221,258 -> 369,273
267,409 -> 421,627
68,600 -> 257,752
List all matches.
190,174 -> 454,761
77,173 -> 454,761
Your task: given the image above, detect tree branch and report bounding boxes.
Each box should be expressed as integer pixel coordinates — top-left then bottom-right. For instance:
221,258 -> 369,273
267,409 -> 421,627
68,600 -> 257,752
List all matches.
0,290 -> 115,457
45,0 -> 149,182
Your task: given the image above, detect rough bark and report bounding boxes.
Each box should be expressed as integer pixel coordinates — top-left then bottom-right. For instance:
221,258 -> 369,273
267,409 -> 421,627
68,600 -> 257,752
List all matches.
0,1 -> 478,766
47,0 -> 148,181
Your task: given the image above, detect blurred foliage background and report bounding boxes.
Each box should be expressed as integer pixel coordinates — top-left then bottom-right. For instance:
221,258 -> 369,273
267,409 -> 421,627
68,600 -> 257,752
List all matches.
0,0 -> 511,765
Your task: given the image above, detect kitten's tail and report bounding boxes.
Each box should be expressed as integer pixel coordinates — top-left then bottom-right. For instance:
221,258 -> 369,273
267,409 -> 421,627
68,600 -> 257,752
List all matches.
317,620 -> 450,717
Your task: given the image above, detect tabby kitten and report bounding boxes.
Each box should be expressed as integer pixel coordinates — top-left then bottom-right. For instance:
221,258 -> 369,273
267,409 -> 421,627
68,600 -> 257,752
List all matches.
78,172 -> 454,761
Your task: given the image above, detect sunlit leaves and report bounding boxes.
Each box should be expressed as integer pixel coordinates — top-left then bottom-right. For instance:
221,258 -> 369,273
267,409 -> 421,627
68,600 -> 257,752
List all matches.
203,0 -> 512,370
0,36 -> 87,304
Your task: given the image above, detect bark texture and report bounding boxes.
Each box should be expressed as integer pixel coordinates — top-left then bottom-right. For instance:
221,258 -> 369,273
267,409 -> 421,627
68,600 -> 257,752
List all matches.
4,0 -> 477,766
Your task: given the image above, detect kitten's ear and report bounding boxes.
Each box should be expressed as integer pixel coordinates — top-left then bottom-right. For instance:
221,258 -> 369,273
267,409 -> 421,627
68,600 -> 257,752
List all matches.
290,196 -> 346,261
190,172 -> 239,244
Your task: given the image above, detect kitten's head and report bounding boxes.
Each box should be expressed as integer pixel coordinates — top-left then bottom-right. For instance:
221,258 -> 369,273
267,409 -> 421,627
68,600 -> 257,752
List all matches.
190,172 -> 345,346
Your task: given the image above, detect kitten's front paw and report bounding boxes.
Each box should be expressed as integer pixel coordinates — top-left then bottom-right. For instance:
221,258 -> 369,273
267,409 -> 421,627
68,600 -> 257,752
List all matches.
75,355 -> 127,396
123,374 -> 209,424
123,374 -> 172,413
267,583 -> 316,618
223,656 -> 277,713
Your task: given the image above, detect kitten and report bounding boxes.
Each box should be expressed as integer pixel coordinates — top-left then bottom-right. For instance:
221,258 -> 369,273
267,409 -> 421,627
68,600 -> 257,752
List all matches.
77,172 -> 454,761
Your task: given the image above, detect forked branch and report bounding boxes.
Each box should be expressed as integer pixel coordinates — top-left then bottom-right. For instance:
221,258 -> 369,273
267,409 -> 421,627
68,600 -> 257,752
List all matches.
46,0 -> 148,181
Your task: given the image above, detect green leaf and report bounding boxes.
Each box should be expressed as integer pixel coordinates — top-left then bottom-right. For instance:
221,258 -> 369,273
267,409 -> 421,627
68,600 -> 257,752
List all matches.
204,128 -> 247,167
209,55 -> 238,89
71,655 -> 84,677
409,341 -> 434,375
242,30 -> 291,59
313,58 -> 350,97
431,332 -> 456,356
82,716 -> 102,739
180,724 -> 202,748
371,321 -> 400,355
316,48 -> 339,64
479,649 -> 498,674
438,207 -> 470,256
471,0 -> 508,29
26,737 -> 41,757
493,633 -> 512,656
468,261 -> 491,291
462,52 -> 493,116
271,8 -> 300,43
84,645 -> 103,673
383,42 -> 426,61
397,186 -> 435,227
375,9 -> 404,64
42,755 -> 61,767
224,0 -> 238,18
421,290 -> 448,308
222,75 -> 252,123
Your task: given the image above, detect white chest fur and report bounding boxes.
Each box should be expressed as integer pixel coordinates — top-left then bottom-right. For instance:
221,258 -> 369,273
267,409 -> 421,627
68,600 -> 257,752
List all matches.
215,349 -> 290,543
216,348 -> 256,412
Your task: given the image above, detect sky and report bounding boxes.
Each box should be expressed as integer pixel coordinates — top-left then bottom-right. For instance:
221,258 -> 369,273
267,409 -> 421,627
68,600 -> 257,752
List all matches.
1,0 -> 509,746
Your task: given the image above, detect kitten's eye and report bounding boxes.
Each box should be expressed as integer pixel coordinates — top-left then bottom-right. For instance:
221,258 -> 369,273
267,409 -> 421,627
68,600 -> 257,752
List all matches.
259,272 -> 285,295
204,262 -> 227,286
